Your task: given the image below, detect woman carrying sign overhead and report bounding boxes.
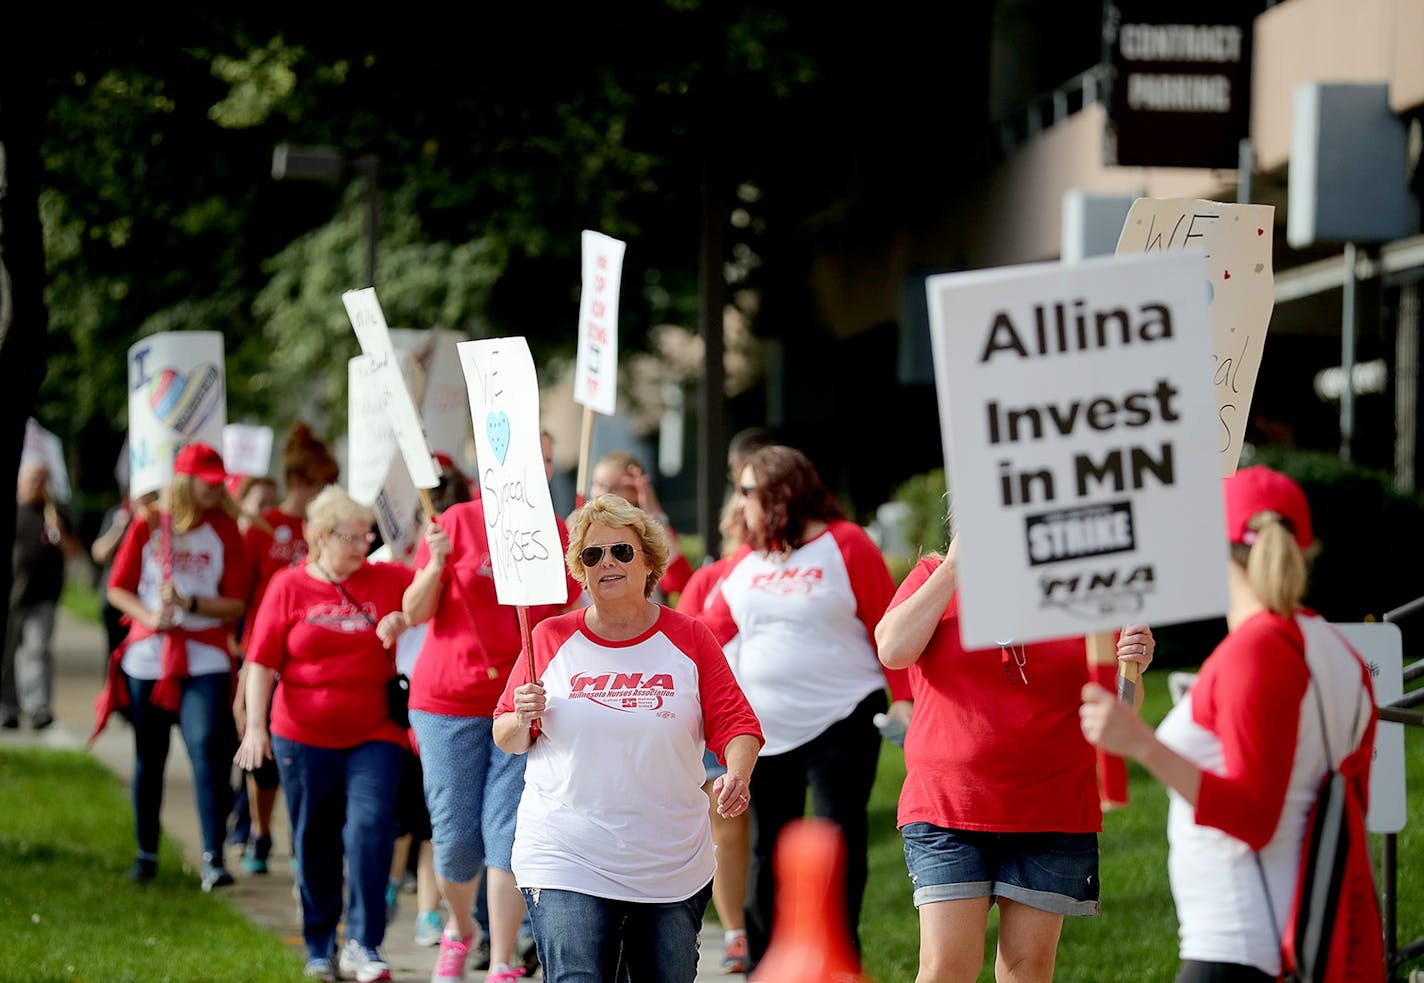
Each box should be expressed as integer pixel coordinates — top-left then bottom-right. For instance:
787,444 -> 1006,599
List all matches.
875,524 -> 1154,983
1080,466 -> 1381,982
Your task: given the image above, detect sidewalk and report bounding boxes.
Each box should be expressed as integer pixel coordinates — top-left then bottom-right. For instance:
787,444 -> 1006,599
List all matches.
1,609 -> 737,982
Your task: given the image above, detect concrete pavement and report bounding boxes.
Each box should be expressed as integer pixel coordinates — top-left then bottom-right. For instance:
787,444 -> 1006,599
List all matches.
1,608 -> 740,982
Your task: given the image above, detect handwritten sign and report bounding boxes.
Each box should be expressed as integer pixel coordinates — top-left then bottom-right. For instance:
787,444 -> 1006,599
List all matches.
347,355 -> 401,506
1331,623 -> 1406,834
222,424 -> 274,478
458,337 -> 568,605
572,231 -> 626,416
390,328 -> 473,465
342,288 -> 440,489
1116,198 -> 1275,475
927,250 -> 1226,648
127,331 -> 227,498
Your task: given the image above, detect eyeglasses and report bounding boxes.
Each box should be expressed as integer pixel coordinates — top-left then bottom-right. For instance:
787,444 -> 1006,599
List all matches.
329,528 -> 376,546
579,542 -> 639,567
739,484 -> 757,497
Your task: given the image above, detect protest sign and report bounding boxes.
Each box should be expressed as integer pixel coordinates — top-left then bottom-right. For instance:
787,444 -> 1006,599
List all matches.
347,355 -> 402,507
222,424 -> 274,478
127,331 -> 227,497
390,328 -> 473,466
572,231 -> 626,416
1115,198 -> 1275,475
1331,623 -> 1406,834
342,288 -> 440,493
22,418 -> 71,503
927,250 -> 1227,649
458,337 -> 568,606
349,355 -> 422,559
372,452 -> 423,567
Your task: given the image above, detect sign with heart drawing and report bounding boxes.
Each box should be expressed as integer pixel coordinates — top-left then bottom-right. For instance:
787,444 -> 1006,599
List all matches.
126,332 -> 227,497
1115,198 -> 1275,476
457,336 -> 568,606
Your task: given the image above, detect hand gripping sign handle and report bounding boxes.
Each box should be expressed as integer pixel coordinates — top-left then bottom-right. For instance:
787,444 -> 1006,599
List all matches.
517,604 -> 541,740
1086,631 -> 1129,810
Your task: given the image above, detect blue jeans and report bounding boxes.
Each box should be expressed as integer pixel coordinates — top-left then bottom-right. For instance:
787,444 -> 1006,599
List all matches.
125,671 -> 234,859
273,735 -> 403,959
522,881 -> 713,983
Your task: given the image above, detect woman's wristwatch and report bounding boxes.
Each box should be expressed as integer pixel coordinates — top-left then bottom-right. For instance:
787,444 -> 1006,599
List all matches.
187,595 -> 198,614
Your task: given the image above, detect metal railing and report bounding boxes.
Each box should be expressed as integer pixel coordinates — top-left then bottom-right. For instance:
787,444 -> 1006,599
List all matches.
994,64 -> 1110,157
1381,596 -> 1424,979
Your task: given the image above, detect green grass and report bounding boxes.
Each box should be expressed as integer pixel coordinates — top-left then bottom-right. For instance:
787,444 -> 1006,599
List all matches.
858,669 -> 1424,982
58,580 -> 102,625
0,747 -> 305,983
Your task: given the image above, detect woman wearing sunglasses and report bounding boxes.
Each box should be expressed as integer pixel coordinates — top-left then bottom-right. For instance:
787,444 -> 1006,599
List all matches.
234,485 -> 414,983
494,494 -> 763,982
696,443 -> 910,973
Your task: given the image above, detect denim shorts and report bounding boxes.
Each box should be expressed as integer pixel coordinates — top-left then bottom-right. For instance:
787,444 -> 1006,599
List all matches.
411,710 -> 526,882
900,822 -> 1100,916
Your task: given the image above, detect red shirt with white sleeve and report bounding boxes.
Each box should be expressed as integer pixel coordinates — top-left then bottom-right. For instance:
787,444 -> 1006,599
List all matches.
497,606 -> 763,901
699,520 -> 907,755
246,561 -> 414,749
409,499 -> 580,718
890,555 -> 1101,834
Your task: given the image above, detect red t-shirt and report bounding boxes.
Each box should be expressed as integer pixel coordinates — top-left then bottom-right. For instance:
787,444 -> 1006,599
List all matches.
409,499 -> 580,717
891,556 -> 1102,834
244,508 -> 308,625
674,557 -> 734,615
246,561 -> 414,749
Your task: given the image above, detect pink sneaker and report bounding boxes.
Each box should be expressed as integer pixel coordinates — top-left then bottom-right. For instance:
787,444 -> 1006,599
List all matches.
431,930 -> 474,982
485,968 -> 526,983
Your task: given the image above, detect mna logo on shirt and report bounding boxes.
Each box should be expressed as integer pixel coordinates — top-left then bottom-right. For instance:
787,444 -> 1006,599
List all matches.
306,601 -> 377,633
569,671 -> 675,713
749,566 -> 823,596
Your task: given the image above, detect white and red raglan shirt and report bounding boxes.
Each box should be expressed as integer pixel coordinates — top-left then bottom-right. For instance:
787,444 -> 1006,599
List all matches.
496,606 -> 763,903
111,509 -> 250,680
698,520 -> 909,755
1156,609 -> 1376,976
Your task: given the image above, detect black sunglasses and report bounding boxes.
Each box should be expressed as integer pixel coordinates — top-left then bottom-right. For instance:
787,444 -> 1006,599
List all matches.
580,542 -> 639,567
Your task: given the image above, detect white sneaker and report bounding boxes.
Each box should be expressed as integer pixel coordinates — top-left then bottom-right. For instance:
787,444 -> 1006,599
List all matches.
340,938 -> 392,983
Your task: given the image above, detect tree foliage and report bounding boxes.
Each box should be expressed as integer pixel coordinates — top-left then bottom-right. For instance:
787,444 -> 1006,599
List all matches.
28,3 -> 996,524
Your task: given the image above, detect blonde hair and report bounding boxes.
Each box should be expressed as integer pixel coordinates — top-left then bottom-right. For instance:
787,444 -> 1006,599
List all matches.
169,474 -> 242,534
1230,511 -> 1307,616
306,484 -> 376,534
566,494 -> 671,598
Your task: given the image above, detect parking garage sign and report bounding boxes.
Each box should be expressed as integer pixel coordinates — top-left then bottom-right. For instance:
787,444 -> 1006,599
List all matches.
1105,1 -> 1256,169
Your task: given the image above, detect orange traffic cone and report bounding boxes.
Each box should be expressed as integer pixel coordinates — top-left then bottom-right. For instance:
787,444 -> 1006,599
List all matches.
749,817 -> 870,982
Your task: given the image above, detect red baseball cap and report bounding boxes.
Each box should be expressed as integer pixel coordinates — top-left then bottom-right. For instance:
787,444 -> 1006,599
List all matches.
1222,465 -> 1312,549
174,442 -> 228,486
